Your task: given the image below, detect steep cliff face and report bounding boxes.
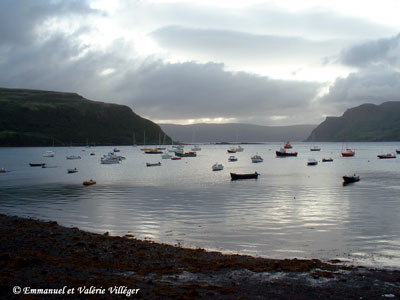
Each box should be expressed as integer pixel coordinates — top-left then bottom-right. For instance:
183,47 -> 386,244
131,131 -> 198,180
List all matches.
0,88 -> 169,146
306,102 -> 400,142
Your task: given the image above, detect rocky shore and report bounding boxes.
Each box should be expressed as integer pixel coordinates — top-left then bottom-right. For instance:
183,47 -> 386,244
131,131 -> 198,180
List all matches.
0,213 -> 399,299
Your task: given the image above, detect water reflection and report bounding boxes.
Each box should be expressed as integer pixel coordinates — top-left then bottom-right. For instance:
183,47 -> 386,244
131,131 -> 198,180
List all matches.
1,143 -> 400,267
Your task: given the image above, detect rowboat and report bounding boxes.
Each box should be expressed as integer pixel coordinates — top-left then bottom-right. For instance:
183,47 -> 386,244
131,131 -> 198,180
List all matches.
230,172 -> 259,180
146,162 -> 161,167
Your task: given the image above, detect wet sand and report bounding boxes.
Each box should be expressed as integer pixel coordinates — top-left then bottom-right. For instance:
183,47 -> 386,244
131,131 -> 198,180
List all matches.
0,213 -> 399,299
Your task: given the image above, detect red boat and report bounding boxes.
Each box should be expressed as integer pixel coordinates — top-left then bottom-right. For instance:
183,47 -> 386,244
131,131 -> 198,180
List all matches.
341,149 -> 355,157
377,153 -> 396,159
284,141 -> 292,149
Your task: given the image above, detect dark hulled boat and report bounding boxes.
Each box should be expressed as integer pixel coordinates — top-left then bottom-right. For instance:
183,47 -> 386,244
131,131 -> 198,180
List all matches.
29,163 -> 45,167
343,174 -> 360,184
377,153 -> 396,159
230,172 -> 259,180
276,148 -> 298,157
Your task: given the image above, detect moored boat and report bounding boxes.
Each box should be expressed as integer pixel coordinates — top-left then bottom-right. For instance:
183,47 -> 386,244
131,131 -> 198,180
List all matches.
343,174 -> 360,184
276,148 -> 298,157
310,146 -> 321,151
145,149 -> 163,154
377,153 -> 396,159
227,148 -> 237,153
322,158 -> 333,162
66,155 -> 81,160
228,156 -> 238,162
171,157 -> 181,160
212,163 -> 224,171
342,149 -> 355,157
83,179 -> 96,186
396,149 -> 400,154
191,145 -> 202,151
146,162 -> 161,167
43,150 -> 55,157
251,155 -> 263,163
284,141 -> 292,149
29,163 -> 45,167
67,168 -> 78,173
230,172 -> 259,180
175,152 -> 197,157
307,158 -> 318,166
0,168 -> 6,173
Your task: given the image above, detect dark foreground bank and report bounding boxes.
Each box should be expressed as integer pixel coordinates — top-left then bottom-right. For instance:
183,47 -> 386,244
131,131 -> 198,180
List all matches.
0,214 -> 399,299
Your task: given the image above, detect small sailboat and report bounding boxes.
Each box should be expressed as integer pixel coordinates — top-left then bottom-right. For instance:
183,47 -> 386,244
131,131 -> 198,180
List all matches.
341,134 -> 355,157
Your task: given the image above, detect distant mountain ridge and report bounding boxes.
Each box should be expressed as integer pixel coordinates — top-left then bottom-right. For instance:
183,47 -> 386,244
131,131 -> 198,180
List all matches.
306,102 -> 400,142
0,87 -> 169,146
160,123 -> 316,143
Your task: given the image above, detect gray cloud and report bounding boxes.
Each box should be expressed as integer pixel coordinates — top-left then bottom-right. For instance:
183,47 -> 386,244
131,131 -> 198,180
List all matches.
339,33 -> 400,68
152,26 -> 346,68
0,0 -> 96,46
115,1 -> 397,40
320,67 -> 400,116
114,60 -> 324,124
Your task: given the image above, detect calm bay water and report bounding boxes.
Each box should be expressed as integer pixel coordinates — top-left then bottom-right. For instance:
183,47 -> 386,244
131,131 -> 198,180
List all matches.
1,143 -> 400,267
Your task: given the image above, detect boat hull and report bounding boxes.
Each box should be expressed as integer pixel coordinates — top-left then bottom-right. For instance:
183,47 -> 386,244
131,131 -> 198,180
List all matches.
343,176 -> 360,183
276,151 -> 298,157
29,163 -> 45,167
230,172 -> 259,180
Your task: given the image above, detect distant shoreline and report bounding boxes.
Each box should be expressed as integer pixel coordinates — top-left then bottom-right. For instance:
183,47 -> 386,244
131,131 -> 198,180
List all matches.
1,213 -> 399,299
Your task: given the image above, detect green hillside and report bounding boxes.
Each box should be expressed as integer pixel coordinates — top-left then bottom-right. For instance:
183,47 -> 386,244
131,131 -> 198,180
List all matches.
0,88 -> 170,146
306,102 -> 400,142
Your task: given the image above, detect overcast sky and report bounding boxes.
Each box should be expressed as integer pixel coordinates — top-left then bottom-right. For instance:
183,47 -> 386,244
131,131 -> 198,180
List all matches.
1,0 -> 400,126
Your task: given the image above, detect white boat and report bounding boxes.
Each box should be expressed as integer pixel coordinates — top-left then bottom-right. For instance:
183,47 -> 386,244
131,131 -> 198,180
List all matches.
212,163 -> 224,171
66,155 -> 81,160
310,146 -> 321,151
191,145 -> 201,151
161,152 -> 172,159
43,150 -> 55,157
251,155 -> 263,163
101,152 -> 121,164
307,158 -> 318,166
113,148 -> 120,152
228,156 -> 238,162
67,168 -> 78,173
